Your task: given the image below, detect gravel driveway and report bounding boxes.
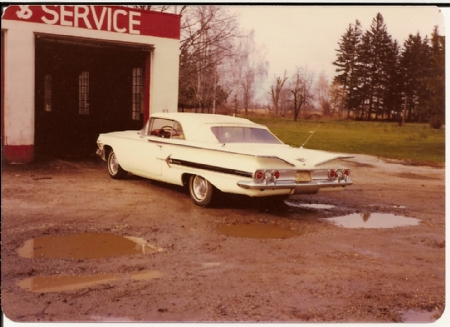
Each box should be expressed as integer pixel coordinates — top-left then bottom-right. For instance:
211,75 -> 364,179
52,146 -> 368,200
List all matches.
1,154 -> 445,323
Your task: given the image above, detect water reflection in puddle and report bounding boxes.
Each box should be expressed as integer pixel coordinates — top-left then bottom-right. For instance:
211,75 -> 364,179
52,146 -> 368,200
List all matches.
217,224 -> 300,239
286,202 -> 336,210
17,274 -> 119,293
322,213 -> 420,229
16,233 -> 163,259
17,270 -> 163,293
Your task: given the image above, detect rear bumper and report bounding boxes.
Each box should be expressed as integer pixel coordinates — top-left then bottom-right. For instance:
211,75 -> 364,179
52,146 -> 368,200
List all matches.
237,178 -> 353,194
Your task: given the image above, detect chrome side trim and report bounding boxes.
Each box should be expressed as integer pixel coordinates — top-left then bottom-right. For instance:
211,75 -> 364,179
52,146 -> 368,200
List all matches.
168,157 -> 253,178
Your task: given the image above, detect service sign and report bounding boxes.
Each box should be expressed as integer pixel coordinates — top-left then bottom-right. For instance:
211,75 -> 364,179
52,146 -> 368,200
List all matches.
3,5 -> 180,39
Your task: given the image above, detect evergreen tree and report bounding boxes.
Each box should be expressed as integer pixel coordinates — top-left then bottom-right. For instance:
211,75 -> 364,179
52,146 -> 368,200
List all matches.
426,27 -> 445,126
333,13 -> 443,123
383,39 -> 402,120
399,33 -> 429,121
359,13 -> 394,120
332,20 -> 363,118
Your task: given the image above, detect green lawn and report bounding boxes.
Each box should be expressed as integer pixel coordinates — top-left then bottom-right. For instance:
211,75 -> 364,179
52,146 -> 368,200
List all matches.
246,116 -> 445,166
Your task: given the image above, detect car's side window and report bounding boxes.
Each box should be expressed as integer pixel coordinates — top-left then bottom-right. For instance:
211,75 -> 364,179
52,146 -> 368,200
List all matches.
147,118 -> 185,140
171,121 -> 185,140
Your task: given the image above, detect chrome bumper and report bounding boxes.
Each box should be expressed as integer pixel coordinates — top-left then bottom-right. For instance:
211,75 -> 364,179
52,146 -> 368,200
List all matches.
237,178 -> 353,191
96,148 -> 105,161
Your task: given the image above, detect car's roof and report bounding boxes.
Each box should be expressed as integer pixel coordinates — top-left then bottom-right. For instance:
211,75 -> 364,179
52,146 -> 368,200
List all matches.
150,112 -> 266,143
151,112 -> 257,127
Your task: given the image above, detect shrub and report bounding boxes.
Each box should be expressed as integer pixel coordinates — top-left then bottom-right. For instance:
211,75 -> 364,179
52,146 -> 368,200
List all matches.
429,115 -> 443,129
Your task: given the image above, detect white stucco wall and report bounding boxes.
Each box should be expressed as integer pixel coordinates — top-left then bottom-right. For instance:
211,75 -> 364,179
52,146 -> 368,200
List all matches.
2,27 -> 35,146
150,40 -> 180,113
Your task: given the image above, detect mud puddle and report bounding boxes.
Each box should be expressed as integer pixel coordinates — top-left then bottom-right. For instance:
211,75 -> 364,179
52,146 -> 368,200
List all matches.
17,270 -> 163,293
16,233 -> 164,293
16,232 -> 163,259
217,223 -> 300,239
322,213 -> 420,229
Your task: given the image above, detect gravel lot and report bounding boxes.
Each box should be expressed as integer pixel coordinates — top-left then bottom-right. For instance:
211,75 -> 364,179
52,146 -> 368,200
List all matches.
1,154 -> 446,323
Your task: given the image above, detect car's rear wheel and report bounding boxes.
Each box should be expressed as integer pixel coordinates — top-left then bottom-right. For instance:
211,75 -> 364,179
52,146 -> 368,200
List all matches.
189,175 -> 215,207
107,150 -> 127,179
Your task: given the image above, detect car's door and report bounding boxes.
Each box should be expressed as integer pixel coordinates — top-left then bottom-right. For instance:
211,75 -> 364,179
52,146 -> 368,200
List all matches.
128,118 -> 174,177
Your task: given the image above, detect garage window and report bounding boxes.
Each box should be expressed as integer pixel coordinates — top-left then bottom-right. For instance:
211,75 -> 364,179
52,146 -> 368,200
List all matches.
132,67 -> 144,120
78,71 -> 90,115
44,74 -> 52,112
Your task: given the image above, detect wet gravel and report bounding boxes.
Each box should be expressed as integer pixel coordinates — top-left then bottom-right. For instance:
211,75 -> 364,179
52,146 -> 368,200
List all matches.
1,154 -> 446,323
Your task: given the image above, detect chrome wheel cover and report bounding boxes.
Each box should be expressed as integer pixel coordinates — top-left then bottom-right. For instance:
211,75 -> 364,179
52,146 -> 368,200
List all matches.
109,153 -> 119,175
192,176 -> 208,201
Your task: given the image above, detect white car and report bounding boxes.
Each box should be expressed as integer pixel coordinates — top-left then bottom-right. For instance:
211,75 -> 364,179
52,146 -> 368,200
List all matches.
96,113 -> 353,207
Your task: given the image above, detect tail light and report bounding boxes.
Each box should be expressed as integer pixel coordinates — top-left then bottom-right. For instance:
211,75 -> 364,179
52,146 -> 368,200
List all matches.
328,169 -> 350,180
328,169 -> 337,179
254,170 -> 280,182
255,170 -> 264,181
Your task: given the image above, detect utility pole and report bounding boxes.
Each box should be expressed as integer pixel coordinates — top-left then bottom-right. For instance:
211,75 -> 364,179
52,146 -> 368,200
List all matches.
401,96 -> 407,126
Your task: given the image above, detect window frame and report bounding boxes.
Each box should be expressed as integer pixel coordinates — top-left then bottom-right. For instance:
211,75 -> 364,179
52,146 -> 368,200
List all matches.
132,67 -> 144,121
78,71 -> 90,115
44,74 -> 52,112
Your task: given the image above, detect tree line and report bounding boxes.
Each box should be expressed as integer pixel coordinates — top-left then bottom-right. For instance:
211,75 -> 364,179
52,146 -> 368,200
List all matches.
133,6 -> 444,125
332,13 -> 445,125
133,5 -> 269,115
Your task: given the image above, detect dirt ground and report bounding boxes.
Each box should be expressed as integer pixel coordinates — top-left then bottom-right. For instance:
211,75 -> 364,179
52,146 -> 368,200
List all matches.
1,153 -> 446,323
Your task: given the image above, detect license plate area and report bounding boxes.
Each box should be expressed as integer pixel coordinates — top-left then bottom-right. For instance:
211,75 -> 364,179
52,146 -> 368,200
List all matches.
295,171 -> 311,183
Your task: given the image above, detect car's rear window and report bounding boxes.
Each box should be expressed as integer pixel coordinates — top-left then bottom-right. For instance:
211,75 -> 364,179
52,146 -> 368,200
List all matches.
211,126 -> 282,144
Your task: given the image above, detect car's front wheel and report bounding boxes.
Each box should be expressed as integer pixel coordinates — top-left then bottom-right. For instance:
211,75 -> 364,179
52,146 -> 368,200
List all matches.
189,175 -> 215,207
107,149 -> 128,179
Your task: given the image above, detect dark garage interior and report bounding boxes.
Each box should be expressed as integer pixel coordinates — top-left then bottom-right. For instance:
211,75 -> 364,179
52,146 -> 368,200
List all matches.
34,35 -> 150,159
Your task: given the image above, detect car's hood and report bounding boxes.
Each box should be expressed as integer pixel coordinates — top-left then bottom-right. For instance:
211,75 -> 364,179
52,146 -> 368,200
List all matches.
215,143 -> 353,168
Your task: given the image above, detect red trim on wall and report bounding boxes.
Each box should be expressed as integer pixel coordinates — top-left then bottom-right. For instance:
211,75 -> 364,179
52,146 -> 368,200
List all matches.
3,5 -> 181,39
1,30 -> 4,149
144,51 -> 151,122
3,145 -> 35,163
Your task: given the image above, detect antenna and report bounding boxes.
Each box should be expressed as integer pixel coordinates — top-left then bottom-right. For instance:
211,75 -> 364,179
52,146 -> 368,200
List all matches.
301,124 -> 321,148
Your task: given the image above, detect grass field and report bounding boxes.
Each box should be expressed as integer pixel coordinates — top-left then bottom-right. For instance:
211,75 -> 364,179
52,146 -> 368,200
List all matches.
246,116 -> 445,166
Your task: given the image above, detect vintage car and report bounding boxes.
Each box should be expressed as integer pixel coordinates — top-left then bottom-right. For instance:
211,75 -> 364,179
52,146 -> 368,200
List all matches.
96,113 -> 353,207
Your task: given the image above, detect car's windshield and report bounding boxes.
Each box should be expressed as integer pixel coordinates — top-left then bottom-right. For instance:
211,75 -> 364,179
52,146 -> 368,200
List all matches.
211,126 -> 282,144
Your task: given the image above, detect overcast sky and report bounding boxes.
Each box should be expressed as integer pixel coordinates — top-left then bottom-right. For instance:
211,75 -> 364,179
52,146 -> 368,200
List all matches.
1,3 -> 449,327
228,5 -> 445,100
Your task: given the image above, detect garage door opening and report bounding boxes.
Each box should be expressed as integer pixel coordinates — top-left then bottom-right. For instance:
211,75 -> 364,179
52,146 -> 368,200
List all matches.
34,35 -> 151,159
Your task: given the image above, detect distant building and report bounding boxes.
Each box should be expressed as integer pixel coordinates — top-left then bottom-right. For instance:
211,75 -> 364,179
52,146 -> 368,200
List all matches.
2,5 -> 180,162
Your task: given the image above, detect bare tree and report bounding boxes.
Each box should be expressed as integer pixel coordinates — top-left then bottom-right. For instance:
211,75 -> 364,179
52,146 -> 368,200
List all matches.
130,5 -> 189,15
178,6 -> 239,113
329,79 -> 346,117
268,71 -> 288,115
289,67 -> 314,121
132,5 -> 269,115
315,72 -> 331,116
232,30 -> 269,115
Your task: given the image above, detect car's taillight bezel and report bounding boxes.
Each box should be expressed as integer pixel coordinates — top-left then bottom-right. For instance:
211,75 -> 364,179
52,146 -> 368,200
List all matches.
254,170 -> 280,182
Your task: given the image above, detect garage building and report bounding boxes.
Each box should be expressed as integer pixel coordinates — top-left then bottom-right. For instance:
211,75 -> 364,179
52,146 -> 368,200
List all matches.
2,5 -> 181,163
